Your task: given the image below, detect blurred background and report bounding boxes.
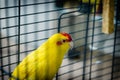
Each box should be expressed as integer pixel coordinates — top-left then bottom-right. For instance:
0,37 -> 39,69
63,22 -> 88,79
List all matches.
0,0 -> 120,80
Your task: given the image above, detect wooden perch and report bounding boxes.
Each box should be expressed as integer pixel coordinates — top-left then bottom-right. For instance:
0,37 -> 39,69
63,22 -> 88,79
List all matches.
102,0 -> 114,34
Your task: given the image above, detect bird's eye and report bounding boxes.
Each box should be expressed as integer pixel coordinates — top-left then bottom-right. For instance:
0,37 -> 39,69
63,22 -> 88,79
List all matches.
62,39 -> 66,43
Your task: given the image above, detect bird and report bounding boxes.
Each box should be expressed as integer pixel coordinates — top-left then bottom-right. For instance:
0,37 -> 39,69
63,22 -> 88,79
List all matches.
9,32 -> 73,80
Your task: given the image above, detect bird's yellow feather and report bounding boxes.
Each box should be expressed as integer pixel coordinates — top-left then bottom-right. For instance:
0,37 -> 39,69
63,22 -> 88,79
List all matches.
9,33 -> 72,80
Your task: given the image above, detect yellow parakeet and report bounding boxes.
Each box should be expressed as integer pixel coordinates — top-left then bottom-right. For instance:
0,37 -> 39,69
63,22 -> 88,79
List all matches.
9,32 -> 73,80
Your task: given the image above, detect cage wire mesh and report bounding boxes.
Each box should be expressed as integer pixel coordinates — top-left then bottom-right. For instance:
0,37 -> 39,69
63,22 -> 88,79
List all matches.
0,0 -> 120,80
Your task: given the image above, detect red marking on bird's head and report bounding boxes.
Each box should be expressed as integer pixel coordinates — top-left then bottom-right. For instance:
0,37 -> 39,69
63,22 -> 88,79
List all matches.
60,32 -> 72,42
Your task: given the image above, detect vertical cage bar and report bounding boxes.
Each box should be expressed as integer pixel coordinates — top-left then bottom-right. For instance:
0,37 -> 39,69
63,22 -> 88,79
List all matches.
57,14 -> 62,33
111,0 -> 118,79
17,0 -> 21,65
17,0 -> 21,78
89,0 -> 97,80
82,0 -> 91,80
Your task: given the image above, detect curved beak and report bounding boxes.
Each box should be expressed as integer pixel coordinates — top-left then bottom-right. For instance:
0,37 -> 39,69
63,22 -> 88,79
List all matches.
70,41 -> 74,49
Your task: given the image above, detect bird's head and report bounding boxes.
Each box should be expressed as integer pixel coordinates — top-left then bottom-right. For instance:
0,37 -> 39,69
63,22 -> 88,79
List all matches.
48,32 -> 73,50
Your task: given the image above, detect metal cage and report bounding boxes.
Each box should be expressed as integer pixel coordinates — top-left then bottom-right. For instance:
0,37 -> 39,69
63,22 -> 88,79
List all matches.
0,0 -> 120,80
